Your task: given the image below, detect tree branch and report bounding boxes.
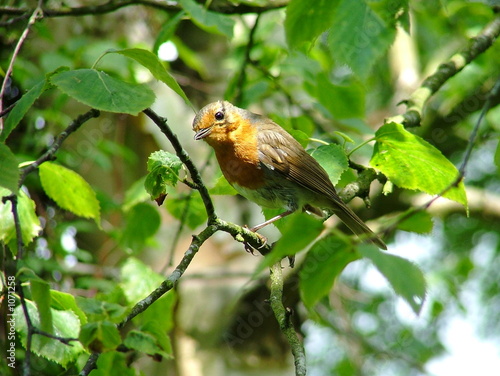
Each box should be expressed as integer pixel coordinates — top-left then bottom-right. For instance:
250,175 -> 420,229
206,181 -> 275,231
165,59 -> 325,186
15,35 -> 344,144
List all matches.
80,223 -> 217,375
143,108 -> 217,223
0,0 -> 288,22
269,262 -> 306,376
388,15 -> 500,128
338,163 -> 385,205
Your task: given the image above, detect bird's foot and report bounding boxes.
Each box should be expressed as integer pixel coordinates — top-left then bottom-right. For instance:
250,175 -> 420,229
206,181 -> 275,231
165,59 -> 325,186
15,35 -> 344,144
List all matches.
243,225 -> 268,254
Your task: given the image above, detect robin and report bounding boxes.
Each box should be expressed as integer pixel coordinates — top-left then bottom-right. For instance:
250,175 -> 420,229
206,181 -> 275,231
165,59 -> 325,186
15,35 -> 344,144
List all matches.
192,101 -> 387,250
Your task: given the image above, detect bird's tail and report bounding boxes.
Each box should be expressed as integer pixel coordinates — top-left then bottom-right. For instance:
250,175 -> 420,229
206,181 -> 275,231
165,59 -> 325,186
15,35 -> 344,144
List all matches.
330,200 -> 387,250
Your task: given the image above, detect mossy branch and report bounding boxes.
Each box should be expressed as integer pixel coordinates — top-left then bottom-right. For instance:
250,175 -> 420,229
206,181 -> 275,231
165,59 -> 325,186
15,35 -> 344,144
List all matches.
387,16 -> 500,128
270,262 -> 306,376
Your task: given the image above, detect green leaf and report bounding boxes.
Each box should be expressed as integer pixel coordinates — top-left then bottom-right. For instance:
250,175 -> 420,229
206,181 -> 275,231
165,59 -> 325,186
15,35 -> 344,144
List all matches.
289,128 -> 311,148
309,144 -> 349,185
50,290 -> 88,325
179,0 -> 235,38
30,280 -> 53,335
120,257 -> 164,304
145,150 -> 183,201
50,69 -> 155,115
397,210 -> 434,234
209,175 -> 238,195
300,235 -> 358,309
369,0 -> 409,28
256,213 -> 324,274
124,329 -> 172,359
139,292 -> 177,333
314,73 -> 365,119
76,297 -> 127,323
141,320 -> 173,353
359,245 -> 426,314
165,192 -> 207,229
0,187 -> 42,253
120,203 -> 161,250
80,321 -> 121,353
39,162 -> 101,225
89,351 -> 135,376
154,11 -> 186,53
109,48 -> 193,108
0,143 -> 19,192
1,79 -> 46,142
123,176 -> 149,212
285,0 -> 337,48
370,122 -> 467,207
120,258 -> 177,332
14,300 -> 85,367
327,0 -> 396,79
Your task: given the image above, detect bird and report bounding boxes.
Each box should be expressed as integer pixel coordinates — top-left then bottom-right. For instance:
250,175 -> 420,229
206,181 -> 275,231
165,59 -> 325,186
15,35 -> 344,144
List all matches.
192,100 -> 387,250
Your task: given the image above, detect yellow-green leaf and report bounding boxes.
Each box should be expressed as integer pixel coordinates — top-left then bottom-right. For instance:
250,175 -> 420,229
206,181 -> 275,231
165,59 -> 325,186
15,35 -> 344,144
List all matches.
39,162 -> 101,225
0,187 -> 42,253
371,122 -> 467,208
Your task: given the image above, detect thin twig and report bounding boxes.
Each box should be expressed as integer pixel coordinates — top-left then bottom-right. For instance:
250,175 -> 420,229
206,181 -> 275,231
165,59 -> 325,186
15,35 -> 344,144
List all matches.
0,102 -> 16,118
0,3 -> 43,133
3,194 -> 31,375
233,13 -> 261,105
18,284 -> 33,376
249,61 -> 334,135
381,77 -> 500,235
458,77 -> 500,176
32,328 -> 79,345
18,109 -> 101,186
2,195 -> 24,259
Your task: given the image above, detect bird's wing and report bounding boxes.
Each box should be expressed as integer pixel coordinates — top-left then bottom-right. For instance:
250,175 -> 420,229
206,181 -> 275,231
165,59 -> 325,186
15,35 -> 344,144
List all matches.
256,122 -> 340,201
257,121 -> 387,250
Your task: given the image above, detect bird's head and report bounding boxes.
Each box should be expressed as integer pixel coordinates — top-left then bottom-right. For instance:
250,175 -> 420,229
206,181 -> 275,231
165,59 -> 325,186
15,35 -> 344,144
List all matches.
193,101 -> 250,146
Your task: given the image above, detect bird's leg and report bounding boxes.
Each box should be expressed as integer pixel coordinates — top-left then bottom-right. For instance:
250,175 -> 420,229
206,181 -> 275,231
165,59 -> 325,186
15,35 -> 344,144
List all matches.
250,209 -> 295,232
242,210 -> 293,254
243,226 -> 268,254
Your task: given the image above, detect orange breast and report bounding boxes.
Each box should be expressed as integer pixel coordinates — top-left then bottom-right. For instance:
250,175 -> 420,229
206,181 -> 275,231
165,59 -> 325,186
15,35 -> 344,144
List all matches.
209,120 -> 265,189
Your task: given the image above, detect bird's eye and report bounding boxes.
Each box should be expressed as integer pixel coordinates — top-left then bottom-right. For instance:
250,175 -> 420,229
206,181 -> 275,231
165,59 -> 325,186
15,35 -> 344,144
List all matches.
214,111 -> 224,121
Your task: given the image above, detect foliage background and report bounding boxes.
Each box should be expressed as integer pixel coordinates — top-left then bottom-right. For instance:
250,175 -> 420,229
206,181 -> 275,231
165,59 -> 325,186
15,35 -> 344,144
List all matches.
1,0 -> 499,375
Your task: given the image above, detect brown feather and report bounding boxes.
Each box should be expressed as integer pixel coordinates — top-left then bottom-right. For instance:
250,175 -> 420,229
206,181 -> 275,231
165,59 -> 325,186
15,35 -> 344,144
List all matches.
257,122 -> 338,200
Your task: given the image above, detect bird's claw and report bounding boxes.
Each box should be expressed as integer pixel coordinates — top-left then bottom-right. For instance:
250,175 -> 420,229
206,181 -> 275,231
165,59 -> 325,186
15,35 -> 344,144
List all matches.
243,225 -> 268,254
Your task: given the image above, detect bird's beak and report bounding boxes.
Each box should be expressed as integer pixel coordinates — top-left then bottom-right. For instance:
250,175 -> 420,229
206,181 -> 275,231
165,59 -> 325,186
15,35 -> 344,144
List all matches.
194,126 -> 212,140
